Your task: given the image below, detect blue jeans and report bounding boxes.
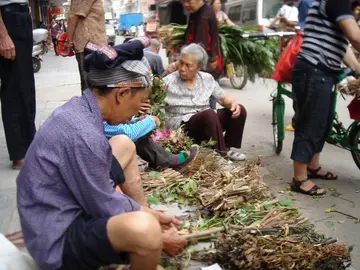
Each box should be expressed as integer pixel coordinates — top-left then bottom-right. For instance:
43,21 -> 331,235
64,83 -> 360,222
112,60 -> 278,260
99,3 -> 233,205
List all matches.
291,58 -> 336,164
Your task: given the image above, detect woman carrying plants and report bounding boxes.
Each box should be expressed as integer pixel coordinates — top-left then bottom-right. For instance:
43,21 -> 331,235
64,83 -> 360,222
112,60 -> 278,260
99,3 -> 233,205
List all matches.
164,44 -> 247,161
209,0 -> 235,26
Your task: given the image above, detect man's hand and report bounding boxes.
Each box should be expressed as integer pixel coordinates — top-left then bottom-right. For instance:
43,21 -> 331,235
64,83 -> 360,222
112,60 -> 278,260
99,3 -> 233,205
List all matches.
230,102 -> 241,118
140,207 -> 183,227
151,116 -> 161,128
0,34 -> 15,60
139,100 -> 151,114
61,40 -> 74,56
162,226 -> 187,257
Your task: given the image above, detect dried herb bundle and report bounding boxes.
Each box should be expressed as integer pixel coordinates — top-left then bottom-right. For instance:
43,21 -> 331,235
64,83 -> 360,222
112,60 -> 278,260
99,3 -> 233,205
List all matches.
198,230 -> 351,270
339,78 -> 360,97
160,127 -> 195,153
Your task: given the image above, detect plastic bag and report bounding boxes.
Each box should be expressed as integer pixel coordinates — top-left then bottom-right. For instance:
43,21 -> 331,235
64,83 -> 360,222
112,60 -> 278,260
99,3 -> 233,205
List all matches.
348,97 -> 360,121
272,32 -> 303,83
56,32 -> 75,57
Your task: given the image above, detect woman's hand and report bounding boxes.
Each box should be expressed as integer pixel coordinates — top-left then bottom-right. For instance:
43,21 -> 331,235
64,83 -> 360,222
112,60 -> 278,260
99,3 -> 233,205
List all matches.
139,99 -> 151,114
151,116 -> 161,128
230,102 -> 241,118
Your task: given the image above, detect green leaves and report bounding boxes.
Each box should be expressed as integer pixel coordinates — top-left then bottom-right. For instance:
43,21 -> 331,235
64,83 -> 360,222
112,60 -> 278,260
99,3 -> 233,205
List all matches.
164,24 -> 279,82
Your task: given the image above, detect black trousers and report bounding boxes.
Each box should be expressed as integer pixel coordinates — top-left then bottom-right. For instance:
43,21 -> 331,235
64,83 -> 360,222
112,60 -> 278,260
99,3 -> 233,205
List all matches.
52,37 -> 58,55
75,52 -> 89,93
0,9 -> 36,161
135,136 -> 174,170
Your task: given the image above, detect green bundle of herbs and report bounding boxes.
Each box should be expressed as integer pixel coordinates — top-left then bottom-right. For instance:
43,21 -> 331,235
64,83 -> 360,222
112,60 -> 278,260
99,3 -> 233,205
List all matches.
149,76 -> 167,130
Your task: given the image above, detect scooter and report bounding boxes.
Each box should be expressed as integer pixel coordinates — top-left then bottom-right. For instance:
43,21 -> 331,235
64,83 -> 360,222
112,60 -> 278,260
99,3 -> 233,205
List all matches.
32,47 -> 42,73
32,29 -> 48,73
33,29 -> 49,55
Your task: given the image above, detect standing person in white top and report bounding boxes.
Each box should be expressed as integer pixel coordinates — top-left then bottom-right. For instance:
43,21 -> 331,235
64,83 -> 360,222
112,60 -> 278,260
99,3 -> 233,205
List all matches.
0,0 -> 36,170
137,22 -> 145,37
269,0 -> 299,30
130,24 -> 137,36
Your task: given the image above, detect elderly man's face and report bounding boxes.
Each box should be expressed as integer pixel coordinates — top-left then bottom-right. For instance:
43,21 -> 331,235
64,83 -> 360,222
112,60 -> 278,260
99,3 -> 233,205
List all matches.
179,54 -> 201,81
108,87 -> 150,125
181,0 -> 203,14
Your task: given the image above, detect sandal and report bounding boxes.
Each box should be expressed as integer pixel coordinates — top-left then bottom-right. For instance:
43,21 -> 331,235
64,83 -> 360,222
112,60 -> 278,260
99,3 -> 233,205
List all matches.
307,166 -> 338,180
291,178 -> 327,196
227,150 -> 246,161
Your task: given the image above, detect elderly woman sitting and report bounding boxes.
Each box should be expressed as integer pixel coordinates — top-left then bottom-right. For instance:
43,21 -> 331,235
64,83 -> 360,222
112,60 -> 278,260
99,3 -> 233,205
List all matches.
164,44 -> 247,160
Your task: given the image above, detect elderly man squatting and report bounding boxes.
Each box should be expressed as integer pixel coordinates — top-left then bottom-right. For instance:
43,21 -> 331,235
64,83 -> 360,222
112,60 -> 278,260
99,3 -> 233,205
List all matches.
164,44 -> 247,161
17,40 -> 187,270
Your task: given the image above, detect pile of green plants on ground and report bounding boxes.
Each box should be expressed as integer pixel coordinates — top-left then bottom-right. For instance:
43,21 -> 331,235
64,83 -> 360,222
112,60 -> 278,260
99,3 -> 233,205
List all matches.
140,147 -> 352,270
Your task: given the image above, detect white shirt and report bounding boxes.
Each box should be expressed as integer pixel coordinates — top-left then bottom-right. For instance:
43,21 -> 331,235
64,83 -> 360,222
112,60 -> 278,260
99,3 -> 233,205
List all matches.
276,4 -> 299,22
137,25 -> 145,36
0,0 -> 28,6
130,26 -> 136,33
163,71 -> 225,129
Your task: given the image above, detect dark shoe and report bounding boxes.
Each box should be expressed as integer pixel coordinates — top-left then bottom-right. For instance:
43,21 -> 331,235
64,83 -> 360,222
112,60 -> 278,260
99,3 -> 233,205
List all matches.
307,166 -> 338,180
11,159 -> 24,170
291,178 -> 326,196
170,145 -> 199,171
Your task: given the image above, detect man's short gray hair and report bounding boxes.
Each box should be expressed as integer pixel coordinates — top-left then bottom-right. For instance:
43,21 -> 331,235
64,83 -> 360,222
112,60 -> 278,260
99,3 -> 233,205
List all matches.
150,39 -> 161,49
180,44 -> 208,70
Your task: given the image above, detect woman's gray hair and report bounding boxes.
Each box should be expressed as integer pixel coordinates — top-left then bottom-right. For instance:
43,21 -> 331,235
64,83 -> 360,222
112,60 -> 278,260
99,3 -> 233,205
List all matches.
180,44 -> 208,70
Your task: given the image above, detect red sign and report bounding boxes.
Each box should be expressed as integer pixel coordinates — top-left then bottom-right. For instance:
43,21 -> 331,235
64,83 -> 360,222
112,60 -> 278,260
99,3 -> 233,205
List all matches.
48,7 -> 63,15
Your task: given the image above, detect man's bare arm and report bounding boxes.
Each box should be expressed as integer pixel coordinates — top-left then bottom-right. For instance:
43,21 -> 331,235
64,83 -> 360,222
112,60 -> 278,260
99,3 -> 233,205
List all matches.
343,46 -> 360,73
338,18 -> 360,53
0,13 -> 16,60
66,12 -> 80,44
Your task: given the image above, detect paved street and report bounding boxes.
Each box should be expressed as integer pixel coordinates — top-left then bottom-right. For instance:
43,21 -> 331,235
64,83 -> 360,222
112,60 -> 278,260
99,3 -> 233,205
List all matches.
0,39 -> 359,268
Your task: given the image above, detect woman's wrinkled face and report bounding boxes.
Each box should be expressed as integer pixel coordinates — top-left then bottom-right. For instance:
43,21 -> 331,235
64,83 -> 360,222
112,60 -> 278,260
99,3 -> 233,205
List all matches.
212,0 -> 221,12
179,54 -> 200,81
108,87 -> 150,125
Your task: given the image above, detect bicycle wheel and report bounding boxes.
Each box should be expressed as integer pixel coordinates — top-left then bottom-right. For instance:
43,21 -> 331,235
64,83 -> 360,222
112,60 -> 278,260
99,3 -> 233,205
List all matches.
349,124 -> 360,170
230,63 -> 248,90
272,101 -> 283,154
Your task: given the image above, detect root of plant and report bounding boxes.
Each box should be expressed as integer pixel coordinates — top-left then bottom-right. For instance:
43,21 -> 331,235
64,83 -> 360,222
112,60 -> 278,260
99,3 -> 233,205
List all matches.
196,230 -> 351,270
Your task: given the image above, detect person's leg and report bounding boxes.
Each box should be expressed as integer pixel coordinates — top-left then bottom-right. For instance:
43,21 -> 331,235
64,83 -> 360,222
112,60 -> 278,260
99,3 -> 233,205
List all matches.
184,110 -> 227,152
135,136 -> 198,170
107,212 -> 162,270
135,136 -> 174,169
109,135 -> 147,206
217,105 -> 247,149
0,11 -> 36,167
291,60 -> 334,194
52,38 -> 58,55
75,52 -> 89,93
61,212 -> 162,270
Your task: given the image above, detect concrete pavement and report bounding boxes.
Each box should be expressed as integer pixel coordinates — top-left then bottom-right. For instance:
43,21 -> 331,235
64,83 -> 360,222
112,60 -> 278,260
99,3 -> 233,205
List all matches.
0,41 -> 359,268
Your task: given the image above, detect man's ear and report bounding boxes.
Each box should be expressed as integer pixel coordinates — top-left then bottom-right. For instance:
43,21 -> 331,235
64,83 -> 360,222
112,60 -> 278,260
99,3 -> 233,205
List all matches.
114,88 -> 131,104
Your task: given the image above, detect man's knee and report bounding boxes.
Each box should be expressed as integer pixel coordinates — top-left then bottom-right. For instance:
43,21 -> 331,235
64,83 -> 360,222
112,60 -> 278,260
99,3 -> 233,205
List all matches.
107,211 -> 162,255
109,135 -> 136,157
